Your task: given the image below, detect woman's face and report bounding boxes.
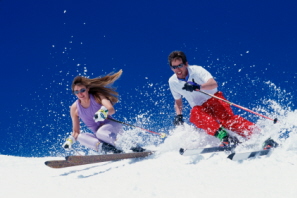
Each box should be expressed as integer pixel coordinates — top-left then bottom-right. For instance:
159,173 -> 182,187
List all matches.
73,85 -> 89,100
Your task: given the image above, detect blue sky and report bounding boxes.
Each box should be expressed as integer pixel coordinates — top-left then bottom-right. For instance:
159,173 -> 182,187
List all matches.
1,0 -> 296,156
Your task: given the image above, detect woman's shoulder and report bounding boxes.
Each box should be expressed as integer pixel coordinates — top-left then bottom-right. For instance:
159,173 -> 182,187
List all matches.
70,100 -> 78,111
70,101 -> 79,117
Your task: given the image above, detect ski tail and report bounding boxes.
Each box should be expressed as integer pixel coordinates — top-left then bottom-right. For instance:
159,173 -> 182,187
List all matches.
227,149 -> 272,161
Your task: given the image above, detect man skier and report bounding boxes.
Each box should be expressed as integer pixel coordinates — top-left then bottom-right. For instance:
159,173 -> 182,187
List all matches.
167,51 -> 278,149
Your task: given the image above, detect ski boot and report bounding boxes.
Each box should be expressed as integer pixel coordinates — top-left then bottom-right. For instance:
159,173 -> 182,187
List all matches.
214,127 -> 240,147
130,145 -> 146,152
100,142 -> 123,154
262,138 -> 279,150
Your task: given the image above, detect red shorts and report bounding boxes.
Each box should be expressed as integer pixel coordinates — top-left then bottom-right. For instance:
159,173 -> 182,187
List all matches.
189,91 -> 256,138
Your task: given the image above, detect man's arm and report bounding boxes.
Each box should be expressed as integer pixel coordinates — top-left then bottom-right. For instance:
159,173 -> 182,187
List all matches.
174,98 -> 183,115
173,98 -> 184,126
200,78 -> 218,90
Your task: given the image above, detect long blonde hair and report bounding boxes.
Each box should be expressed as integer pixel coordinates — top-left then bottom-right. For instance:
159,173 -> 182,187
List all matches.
71,70 -> 122,104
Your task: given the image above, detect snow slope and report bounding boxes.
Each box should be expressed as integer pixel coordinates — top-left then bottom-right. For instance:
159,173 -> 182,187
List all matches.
2,101 -> 297,198
2,124 -> 297,198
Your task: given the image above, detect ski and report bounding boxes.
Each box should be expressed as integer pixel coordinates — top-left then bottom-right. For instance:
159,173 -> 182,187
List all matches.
179,146 -> 235,156
227,149 -> 272,161
45,151 -> 154,169
66,151 -> 154,163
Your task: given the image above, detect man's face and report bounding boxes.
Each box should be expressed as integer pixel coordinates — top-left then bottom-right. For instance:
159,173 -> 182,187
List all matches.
171,58 -> 188,79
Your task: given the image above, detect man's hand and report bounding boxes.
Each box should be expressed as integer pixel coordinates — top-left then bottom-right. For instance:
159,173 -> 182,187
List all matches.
182,79 -> 200,92
94,106 -> 109,122
62,135 -> 76,150
173,114 -> 184,126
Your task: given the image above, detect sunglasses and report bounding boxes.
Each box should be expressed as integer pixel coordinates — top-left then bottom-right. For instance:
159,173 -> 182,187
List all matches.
170,63 -> 184,69
73,88 -> 86,94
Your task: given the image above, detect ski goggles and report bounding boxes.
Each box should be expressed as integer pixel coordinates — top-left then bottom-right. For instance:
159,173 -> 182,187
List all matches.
170,63 -> 184,69
73,88 -> 86,94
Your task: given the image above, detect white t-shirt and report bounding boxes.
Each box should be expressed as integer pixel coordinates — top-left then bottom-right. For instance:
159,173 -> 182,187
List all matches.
168,65 -> 217,107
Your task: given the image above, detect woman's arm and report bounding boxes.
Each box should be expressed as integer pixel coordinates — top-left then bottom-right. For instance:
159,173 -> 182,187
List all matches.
99,94 -> 116,115
70,102 -> 80,139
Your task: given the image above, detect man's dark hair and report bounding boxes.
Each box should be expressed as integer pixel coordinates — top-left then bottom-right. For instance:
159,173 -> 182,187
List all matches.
168,51 -> 187,66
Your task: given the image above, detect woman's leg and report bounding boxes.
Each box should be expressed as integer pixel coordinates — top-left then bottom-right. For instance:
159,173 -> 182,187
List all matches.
95,119 -> 123,146
77,133 -> 100,151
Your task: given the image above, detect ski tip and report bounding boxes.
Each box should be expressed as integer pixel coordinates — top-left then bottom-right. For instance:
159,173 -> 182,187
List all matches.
44,161 -> 59,168
273,118 -> 278,124
227,153 -> 235,160
179,148 -> 185,155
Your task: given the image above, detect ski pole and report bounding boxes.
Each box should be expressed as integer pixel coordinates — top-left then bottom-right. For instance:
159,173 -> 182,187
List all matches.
108,117 -> 167,138
197,90 -> 278,124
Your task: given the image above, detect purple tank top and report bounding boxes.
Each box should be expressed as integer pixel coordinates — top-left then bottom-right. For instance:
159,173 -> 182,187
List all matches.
76,94 -> 106,133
